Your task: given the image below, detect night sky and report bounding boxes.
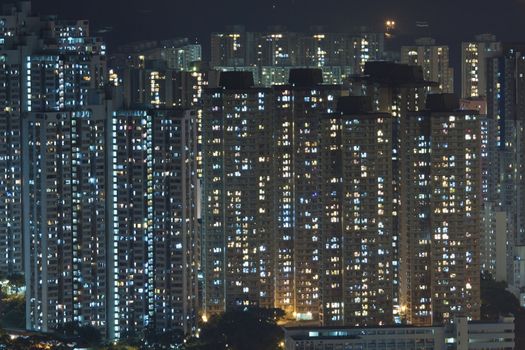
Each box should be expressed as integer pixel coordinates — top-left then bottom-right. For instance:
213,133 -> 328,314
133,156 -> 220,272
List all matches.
4,0 -> 525,51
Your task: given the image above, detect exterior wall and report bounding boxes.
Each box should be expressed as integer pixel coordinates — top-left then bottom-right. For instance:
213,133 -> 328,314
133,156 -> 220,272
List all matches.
401,41 -> 454,93
0,1 -> 106,281
461,35 -> 501,98
400,110 -> 482,325
319,113 -> 394,326
108,109 -> 199,338
273,85 -> 341,321
202,87 -> 275,315
23,109 -> 110,334
211,30 -> 384,76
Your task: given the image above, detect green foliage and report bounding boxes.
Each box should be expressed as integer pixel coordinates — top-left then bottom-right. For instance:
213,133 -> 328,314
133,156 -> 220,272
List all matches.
185,308 -> 285,350
97,343 -> 140,350
55,321 -> 102,347
6,274 -> 24,290
480,273 -> 520,319
480,273 -> 525,349
0,331 -> 69,350
0,273 -> 25,296
0,294 -> 25,329
142,326 -> 185,349
79,324 -> 103,346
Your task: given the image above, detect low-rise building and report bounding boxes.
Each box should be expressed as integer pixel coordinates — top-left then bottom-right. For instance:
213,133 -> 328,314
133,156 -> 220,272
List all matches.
284,317 -> 515,350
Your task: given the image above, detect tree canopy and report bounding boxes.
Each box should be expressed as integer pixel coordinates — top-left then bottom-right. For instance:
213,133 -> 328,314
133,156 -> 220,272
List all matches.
481,273 -> 524,348
185,307 -> 285,350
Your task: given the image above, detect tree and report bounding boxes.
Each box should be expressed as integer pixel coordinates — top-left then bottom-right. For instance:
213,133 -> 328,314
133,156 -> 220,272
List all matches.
116,330 -> 144,348
480,273 -> 525,348
0,294 -> 25,329
480,273 -> 520,319
98,343 -> 140,350
186,307 -> 285,350
6,274 -> 24,292
143,325 -> 186,349
78,324 -> 102,347
55,321 -> 102,348
0,327 -> 11,346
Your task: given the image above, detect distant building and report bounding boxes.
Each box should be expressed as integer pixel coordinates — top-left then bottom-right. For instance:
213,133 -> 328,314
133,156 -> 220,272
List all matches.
401,37 -> 454,93
486,44 -> 525,299
215,65 -> 353,87
210,26 -> 253,68
113,38 -> 201,72
461,34 -> 501,98
255,30 -> 298,67
210,28 -> 385,86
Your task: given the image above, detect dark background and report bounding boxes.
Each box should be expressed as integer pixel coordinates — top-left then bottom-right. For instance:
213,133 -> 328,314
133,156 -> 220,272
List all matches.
7,0 -> 525,50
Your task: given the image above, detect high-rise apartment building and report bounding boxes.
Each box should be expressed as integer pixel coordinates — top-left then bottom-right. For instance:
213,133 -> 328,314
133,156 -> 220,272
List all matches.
461,34 -> 501,98
486,44 -> 525,296
202,72 -> 275,315
400,94 -> 482,325
401,38 -> 454,93
202,70 -> 343,321
238,70 -> 338,321
23,107 -> 111,334
349,62 -> 431,320
0,1 -> 106,276
202,69 -> 415,327
273,70 -> 342,321
274,69 -> 342,320
202,69 -> 399,326
0,2 -> 42,276
210,28 -> 385,86
210,26 -> 254,68
1,2 -> 200,340
109,108 -> 199,339
23,106 -> 200,339
320,96 -> 394,326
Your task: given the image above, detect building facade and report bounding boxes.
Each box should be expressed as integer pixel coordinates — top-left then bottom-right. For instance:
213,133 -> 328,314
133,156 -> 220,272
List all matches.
0,1 -> 106,276
273,70 -> 342,321
23,107 -> 111,334
108,109 -> 199,338
202,72 -> 275,316
400,95 -> 482,325
401,37 -> 454,93
461,34 -> 501,98
349,62 -> 431,321
23,107 -> 200,339
210,28 -> 385,86
319,96 -> 394,326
